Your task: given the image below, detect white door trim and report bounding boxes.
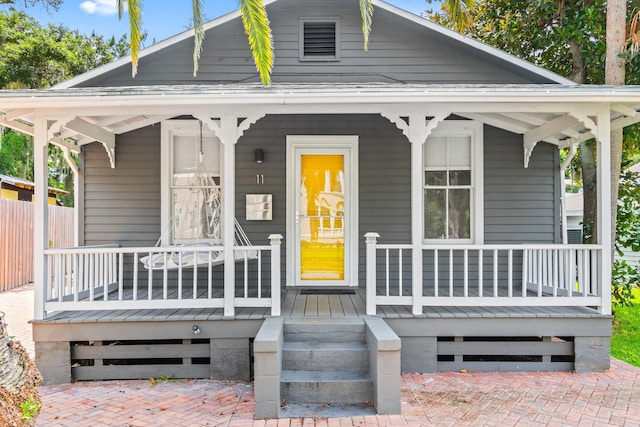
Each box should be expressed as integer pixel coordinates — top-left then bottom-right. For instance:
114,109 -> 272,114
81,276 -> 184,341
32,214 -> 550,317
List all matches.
286,135 -> 359,288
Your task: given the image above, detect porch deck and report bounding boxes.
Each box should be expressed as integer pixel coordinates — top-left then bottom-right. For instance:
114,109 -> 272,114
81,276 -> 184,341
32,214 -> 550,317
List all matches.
37,287 -> 605,324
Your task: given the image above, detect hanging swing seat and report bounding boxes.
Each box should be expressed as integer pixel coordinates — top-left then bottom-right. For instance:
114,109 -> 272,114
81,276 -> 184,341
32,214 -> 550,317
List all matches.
139,122 -> 257,271
139,237 -> 259,271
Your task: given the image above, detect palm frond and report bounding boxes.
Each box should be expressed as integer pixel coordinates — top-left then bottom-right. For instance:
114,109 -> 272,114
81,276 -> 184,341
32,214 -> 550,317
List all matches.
116,0 -> 125,19
192,0 -> 205,76
359,0 -> 374,50
443,0 -> 476,33
116,0 -> 143,77
629,9 -> 640,55
239,0 -> 273,86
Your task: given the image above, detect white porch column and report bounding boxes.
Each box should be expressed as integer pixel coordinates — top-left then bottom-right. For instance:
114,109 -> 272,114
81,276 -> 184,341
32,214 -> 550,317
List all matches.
408,115 -> 427,315
33,115 -> 49,320
219,115 -> 238,317
596,108 -> 612,315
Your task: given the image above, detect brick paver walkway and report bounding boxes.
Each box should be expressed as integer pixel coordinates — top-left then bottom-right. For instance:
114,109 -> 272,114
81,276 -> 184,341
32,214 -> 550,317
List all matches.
2,284 -> 640,426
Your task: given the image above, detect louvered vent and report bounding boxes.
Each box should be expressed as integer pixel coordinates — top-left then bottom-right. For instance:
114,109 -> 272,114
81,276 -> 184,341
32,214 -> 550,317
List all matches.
303,21 -> 336,57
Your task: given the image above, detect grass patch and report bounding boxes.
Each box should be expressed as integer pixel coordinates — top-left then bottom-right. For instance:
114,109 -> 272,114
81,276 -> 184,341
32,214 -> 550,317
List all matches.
611,287 -> 640,367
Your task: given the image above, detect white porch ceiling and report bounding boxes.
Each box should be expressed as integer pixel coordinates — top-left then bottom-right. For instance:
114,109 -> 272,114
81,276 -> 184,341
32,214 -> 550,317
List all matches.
1,83 -> 640,168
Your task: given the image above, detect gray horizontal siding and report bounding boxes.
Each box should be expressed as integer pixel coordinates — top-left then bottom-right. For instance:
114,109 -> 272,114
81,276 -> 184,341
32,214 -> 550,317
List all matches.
236,114 -> 411,284
82,126 -> 161,247
81,115 -> 559,288
483,126 -> 560,244
78,0 -> 552,87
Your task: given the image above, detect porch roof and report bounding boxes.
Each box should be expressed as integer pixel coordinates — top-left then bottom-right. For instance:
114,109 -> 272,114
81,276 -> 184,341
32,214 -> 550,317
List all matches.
1,82 -> 640,168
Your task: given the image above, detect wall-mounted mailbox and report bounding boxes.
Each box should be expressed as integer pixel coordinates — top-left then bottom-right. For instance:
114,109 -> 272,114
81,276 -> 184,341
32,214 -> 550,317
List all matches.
246,194 -> 272,220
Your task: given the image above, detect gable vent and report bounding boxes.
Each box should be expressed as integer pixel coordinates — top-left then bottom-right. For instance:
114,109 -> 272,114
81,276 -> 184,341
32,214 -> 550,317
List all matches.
304,22 -> 336,56
299,18 -> 340,61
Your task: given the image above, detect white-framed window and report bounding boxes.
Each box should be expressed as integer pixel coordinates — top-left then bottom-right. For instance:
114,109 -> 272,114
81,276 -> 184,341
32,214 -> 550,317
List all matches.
299,17 -> 340,61
161,120 -> 221,245
423,121 -> 483,244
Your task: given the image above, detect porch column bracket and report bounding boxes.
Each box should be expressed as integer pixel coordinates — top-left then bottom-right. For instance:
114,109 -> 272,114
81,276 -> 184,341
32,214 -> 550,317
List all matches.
50,116 -> 116,168
196,113 -> 265,143
237,113 -> 266,138
48,116 -> 75,140
560,143 -> 578,171
195,115 -> 222,139
523,114 -> 582,168
380,112 -> 448,144
568,111 -> 598,136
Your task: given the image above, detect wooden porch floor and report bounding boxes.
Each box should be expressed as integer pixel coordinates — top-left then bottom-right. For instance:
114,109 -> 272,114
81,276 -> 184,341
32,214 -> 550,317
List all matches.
39,287 -> 605,323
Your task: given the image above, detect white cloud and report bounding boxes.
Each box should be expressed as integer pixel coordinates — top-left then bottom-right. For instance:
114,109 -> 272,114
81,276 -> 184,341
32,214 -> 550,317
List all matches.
79,0 -> 119,16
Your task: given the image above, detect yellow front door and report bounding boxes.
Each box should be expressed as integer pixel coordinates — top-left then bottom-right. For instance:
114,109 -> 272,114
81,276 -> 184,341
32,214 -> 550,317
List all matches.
288,136 -> 358,288
299,154 -> 345,281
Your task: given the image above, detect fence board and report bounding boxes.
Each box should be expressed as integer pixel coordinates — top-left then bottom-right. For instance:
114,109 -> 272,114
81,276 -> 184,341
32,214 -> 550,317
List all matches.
0,199 -> 73,291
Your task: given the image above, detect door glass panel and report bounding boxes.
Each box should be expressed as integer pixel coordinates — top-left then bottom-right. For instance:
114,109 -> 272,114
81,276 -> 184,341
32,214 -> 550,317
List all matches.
300,154 -> 345,280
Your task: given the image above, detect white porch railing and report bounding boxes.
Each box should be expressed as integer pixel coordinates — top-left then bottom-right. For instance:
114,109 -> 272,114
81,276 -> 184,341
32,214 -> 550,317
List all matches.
365,233 -> 605,315
42,235 -> 282,317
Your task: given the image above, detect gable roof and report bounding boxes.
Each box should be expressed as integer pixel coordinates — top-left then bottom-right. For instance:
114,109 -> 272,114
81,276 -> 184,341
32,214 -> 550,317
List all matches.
55,0 -> 573,89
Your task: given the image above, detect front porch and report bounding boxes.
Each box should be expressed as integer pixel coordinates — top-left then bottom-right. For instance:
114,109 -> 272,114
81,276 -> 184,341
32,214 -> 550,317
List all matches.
41,239 -> 608,318
33,268 -> 611,386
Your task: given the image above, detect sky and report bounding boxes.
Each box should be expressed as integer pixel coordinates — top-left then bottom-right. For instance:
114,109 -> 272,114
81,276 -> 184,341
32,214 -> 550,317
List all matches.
6,0 -> 434,45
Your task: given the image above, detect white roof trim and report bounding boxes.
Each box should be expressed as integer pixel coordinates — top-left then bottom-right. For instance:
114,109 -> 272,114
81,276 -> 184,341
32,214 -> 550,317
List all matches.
56,0 -> 573,89
54,0 -> 279,89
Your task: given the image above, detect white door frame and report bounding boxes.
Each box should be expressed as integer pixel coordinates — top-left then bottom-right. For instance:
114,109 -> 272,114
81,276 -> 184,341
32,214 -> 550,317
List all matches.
286,135 -> 359,288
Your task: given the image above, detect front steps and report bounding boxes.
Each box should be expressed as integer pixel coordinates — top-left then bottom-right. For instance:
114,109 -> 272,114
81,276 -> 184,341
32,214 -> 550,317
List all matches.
280,319 -> 374,416
253,316 -> 401,419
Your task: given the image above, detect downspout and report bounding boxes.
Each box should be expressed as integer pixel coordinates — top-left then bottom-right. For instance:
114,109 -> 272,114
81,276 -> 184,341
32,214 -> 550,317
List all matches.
560,144 -> 578,244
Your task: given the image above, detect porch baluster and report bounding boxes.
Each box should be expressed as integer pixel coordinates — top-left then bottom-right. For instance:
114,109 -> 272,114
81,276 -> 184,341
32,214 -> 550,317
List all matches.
434,249 -> 439,298
478,249 -> 483,298
133,252 -> 139,301
493,249 -> 498,297
118,253 -> 124,301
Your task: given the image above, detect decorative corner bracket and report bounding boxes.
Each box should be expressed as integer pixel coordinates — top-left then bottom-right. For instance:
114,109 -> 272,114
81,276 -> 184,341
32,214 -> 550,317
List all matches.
49,115 -> 116,168
380,112 -> 449,144
195,112 -> 266,144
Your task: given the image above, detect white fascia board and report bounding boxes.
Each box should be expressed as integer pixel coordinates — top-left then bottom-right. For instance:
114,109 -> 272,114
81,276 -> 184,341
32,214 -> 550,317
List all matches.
53,0 -> 276,89
2,88 -> 640,114
372,0 -> 575,85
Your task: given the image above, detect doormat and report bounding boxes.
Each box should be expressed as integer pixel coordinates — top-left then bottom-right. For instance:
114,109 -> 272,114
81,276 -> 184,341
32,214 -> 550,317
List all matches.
300,289 -> 356,295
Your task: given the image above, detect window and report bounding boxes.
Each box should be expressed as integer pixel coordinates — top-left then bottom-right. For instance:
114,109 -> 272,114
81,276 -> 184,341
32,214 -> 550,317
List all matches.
161,121 -> 221,245
423,121 -> 483,243
299,18 -> 340,61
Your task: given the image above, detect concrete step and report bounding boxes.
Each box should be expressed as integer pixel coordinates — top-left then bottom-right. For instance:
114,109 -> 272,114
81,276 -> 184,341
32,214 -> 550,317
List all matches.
283,319 -> 365,343
281,370 -> 373,405
282,341 -> 369,372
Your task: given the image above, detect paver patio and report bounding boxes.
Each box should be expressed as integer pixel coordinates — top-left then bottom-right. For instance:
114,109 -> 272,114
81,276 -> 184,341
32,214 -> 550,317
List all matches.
2,284 -> 640,426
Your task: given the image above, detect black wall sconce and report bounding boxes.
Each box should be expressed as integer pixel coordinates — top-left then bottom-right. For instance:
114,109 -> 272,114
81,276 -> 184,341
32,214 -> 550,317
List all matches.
255,149 -> 264,164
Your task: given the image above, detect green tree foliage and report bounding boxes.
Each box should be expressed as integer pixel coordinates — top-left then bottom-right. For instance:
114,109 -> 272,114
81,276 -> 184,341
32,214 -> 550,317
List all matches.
612,158 -> 640,306
0,129 -> 33,180
0,9 -> 130,88
0,0 -> 61,9
0,9 -> 129,206
612,160 -> 640,307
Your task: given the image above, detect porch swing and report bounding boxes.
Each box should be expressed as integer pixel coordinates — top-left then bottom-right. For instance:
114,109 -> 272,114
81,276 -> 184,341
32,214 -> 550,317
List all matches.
140,121 -> 257,270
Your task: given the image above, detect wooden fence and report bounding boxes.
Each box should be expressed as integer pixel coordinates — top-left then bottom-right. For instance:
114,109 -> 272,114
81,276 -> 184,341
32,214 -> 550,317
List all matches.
0,199 -> 74,292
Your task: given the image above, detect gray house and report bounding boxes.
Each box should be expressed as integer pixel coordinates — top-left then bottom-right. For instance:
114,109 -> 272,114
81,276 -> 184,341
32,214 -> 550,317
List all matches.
1,0 -> 639,417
